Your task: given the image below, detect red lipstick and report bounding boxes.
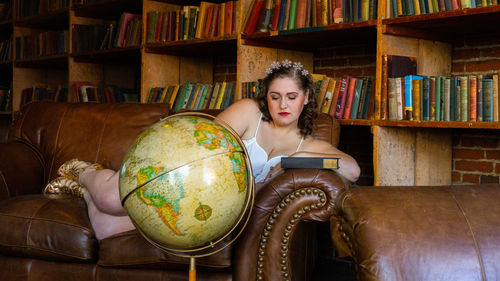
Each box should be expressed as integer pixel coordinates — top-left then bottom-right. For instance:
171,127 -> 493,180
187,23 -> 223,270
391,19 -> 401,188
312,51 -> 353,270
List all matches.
278,112 -> 290,116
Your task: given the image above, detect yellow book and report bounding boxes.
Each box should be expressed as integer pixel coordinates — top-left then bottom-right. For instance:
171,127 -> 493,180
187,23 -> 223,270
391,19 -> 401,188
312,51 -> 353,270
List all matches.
189,84 -> 202,110
361,0 -> 369,20
321,79 -> 336,114
159,86 -> 169,102
195,2 -> 213,39
311,73 -> 326,83
413,0 -> 421,15
215,82 -> 227,109
321,0 -> 328,26
168,85 -> 180,109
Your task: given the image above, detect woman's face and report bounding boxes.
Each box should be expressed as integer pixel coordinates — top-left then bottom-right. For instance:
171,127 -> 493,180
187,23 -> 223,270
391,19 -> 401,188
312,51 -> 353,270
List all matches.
266,77 -> 309,126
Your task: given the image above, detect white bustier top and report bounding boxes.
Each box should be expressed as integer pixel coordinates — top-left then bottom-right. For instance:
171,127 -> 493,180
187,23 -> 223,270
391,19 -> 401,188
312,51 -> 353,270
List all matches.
242,114 -> 303,183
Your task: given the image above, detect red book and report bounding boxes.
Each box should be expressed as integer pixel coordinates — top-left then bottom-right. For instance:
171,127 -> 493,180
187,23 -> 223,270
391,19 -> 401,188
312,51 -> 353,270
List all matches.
209,5 -> 219,38
167,11 -> 176,41
271,0 -> 282,30
295,0 -> 307,28
469,76 -> 477,122
380,54 -> 388,120
203,6 -> 214,38
451,0 -> 460,9
244,0 -> 265,34
225,1 -> 234,35
343,77 -> 358,119
155,12 -> 163,43
316,0 -> 322,26
335,75 -> 350,119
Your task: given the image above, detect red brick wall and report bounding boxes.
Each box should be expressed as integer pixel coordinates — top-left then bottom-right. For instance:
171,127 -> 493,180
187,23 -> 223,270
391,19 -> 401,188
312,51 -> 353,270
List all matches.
313,44 -> 376,78
451,36 -> 500,184
214,55 -> 237,82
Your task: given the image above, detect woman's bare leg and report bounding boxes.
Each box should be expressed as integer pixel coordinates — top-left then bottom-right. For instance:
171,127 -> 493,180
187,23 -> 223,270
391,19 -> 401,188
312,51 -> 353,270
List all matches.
80,169 -> 135,240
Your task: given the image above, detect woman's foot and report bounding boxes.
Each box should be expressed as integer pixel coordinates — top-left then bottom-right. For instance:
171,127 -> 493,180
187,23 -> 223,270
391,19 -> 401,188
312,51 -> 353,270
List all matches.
43,176 -> 86,198
58,158 -> 104,182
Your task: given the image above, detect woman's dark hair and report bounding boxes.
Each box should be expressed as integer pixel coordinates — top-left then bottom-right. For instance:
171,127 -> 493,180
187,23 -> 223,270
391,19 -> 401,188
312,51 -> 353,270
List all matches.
256,62 -> 317,136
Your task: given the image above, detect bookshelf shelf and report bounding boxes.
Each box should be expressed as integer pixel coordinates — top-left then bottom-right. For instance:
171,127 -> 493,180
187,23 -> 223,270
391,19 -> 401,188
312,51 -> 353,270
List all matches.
71,47 -> 140,63
144,36 -> 237,56
382,6 -> 500,39
13,8 -> 69,29
241,20 -> 377,51
0,111 -> 11,115
338,119 -> 374,126
375,120 -> 500,129
14,54 -> 68,68
73,0 -> 142,19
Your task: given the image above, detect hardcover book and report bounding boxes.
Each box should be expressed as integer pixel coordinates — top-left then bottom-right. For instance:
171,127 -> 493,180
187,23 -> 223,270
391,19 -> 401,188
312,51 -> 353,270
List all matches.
281,157 -> 339,169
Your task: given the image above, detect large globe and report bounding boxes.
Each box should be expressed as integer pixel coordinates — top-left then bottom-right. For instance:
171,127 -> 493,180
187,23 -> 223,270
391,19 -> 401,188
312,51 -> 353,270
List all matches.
119,112 -> 253,257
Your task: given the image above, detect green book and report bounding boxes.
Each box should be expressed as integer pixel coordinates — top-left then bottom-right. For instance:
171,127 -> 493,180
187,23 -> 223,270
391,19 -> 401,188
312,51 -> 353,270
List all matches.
361,77 -> 373,119
350,78 -> 364,119
288,0 -> 297,30
459,76 -> 469,121
435,76 -> 441,121
482,78 -> 493,122
173,82 -> 193,112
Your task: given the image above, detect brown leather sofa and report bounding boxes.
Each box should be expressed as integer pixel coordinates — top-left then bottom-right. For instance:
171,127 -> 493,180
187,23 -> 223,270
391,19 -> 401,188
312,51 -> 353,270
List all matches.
330,184 -> 500,281
0,101 -> 347,281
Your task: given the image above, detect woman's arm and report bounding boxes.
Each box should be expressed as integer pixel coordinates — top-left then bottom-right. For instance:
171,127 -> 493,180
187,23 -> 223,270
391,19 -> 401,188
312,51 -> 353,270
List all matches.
215,99 -> 259,138
264,139 -> 360,184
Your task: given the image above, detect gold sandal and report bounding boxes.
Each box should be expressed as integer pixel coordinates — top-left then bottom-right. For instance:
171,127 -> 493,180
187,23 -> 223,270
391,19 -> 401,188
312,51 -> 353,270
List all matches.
43,176 -> 86,198
57,158 -> 104,182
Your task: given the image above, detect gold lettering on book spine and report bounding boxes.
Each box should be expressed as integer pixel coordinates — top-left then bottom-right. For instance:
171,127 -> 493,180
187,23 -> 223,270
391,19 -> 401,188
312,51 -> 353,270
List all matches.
323,159 -> 339,169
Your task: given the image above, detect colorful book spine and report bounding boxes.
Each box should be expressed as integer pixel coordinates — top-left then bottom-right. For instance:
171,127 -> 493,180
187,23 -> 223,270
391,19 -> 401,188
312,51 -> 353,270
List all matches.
443,77 -> 451,121
469,76 -> 477,122
343,77 -> 357,119
350,78 -> 364,119
288,0 -> 298,29
435,76 -> 441,121
483,78 -> 494,122
335,75 -> 349,119
477,75 -> 483,122
412,78 -> 422,121
422,76 -> 430,121
459,76 -> 469,121
429,77 -> 436,121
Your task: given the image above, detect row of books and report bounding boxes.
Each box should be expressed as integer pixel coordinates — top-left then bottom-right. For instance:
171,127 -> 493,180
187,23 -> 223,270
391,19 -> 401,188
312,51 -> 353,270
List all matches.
0,1 -> 11,21
388,74 -> 500,122
146,1 -> 238,43
15,30 -> 69,60
15,0 -> 69,18
389,0 -> 498,17
72,82 -> 139,103
72,12 -> 142,53
241,81 -> 261,99
0,39 -> 11,62
148,81 -> 235,112
20,84 -> 68,107
243,0 -> 378,34
0,88 -> 11,112
315,74 -> 374,119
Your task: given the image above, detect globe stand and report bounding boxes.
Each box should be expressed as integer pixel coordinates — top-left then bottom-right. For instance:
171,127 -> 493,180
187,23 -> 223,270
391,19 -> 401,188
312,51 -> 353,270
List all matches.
119,112 -> 255,281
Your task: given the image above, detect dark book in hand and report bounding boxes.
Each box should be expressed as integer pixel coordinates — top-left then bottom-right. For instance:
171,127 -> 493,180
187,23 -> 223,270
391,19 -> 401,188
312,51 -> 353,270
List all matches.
281,157 -> 339,169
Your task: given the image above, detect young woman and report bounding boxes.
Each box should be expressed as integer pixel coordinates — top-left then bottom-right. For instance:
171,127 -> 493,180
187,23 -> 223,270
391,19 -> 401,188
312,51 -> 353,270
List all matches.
44,60 -> 360,240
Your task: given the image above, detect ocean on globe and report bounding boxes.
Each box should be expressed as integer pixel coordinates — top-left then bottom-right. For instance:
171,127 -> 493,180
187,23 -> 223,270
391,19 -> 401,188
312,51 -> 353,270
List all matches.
119,113 -> 253,255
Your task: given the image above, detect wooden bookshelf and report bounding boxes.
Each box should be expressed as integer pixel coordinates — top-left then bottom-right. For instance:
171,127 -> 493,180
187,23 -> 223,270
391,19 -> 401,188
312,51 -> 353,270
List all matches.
3,0 -> 498,186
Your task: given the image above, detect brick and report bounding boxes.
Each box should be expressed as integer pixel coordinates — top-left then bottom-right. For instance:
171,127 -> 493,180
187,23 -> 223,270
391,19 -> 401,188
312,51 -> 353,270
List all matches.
464,36 -> 500,46
465,59 -> 500,73
227,65 -> 237,74
454,160 -> 493,173
480,175 -> 499,184
451,62 -> 465,74
363,66 -> 376,77
335,46 -> 366,57
315,48 -> 336,59
482,47 -> 500,58
453,48 -> 481,60
214,65 -> 227,74
462,173 -> 480,184
452,136 -> 461,146
321,58 -> 348,68
335,68 -> 363,77
485,150 -> 500,160
460,137 -> 499,148
314,69 -> 335,77
452,171 -> 461,182
349,56 -> 376,66
496,163 -> 500,174
453,148 -> 485,159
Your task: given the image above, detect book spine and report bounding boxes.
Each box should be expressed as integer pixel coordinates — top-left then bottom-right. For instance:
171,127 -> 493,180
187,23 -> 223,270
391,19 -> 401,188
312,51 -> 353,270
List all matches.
483,78 -> 494,121
245,0 -> 265,34
469,76 -> 477,122
404,75 -> 413,120
288,0 -> 298,29
388,78 -> 398,120
493,73 -> 499,121
335,75 -> 349,119
435,76 -> 441,121
412,78 -> 421,121
459,76 -> 469,121
422,76 -> 430,121
271,0 -> 282,30
350,78 -> 363,119
343,77 -> 357,119
443,77 -> 451,121
477,75 -> 483,122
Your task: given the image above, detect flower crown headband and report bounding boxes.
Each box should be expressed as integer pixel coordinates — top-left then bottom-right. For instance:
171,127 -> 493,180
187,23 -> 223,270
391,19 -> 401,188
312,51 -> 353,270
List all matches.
265,59 -> 309,77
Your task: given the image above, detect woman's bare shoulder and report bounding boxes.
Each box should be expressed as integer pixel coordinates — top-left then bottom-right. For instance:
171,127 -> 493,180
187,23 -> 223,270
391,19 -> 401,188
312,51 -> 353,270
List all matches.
216,99 -> 261,136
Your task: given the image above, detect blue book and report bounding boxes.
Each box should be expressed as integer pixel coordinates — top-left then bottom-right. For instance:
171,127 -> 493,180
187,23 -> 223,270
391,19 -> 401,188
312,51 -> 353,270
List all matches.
404,75 -> 422,120
277,0 -> 287,30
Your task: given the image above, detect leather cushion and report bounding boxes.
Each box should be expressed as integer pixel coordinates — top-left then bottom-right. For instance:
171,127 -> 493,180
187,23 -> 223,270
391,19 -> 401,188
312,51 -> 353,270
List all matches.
0,194 -> 98,262
98,230 -> 232,270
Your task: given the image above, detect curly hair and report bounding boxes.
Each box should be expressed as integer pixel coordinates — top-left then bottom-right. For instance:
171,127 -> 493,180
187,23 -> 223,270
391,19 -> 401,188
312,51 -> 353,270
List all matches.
255,63 -> 317,136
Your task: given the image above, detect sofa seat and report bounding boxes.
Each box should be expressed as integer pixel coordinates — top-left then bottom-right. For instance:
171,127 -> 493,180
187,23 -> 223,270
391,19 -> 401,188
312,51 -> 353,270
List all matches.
330,184 -> 500,281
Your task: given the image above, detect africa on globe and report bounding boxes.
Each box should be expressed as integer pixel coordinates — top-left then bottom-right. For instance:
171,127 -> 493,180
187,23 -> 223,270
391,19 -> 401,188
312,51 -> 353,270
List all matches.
119,113 -> 253,255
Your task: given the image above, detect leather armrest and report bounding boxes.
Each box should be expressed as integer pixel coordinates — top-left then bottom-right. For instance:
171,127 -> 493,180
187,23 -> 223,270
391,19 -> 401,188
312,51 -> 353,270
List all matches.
0,141 -> 44,199
233,169 -> 349,281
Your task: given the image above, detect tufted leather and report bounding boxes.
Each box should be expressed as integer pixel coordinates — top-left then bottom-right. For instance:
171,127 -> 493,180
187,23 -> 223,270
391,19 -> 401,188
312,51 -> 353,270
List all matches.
0,101 -> 347,281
